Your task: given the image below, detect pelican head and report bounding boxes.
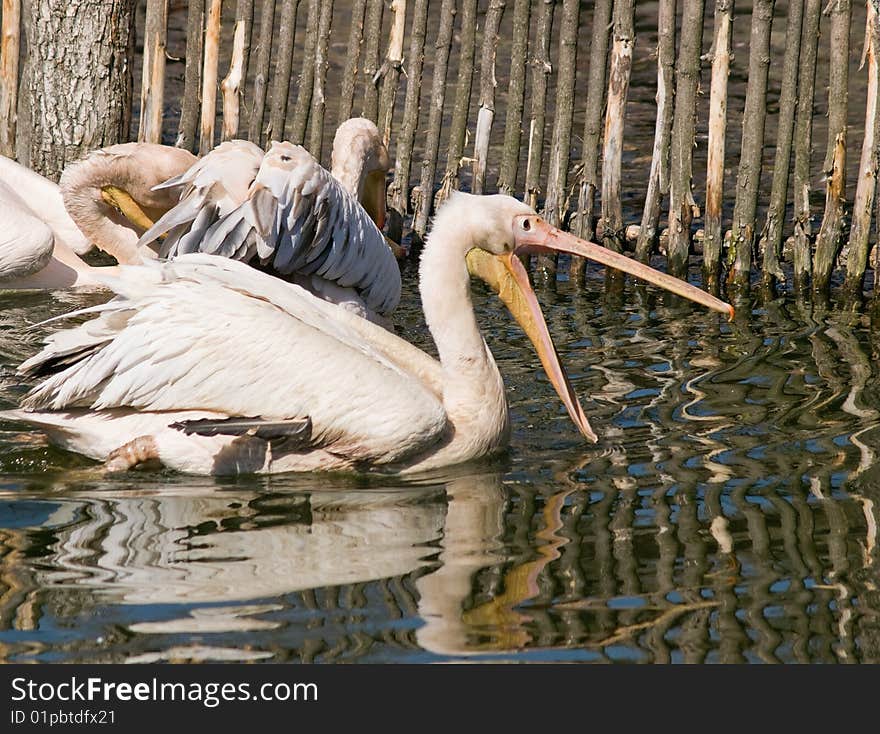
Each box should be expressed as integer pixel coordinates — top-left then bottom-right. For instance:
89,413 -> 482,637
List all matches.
457,193 -> 734,443
331,118 -> 392,229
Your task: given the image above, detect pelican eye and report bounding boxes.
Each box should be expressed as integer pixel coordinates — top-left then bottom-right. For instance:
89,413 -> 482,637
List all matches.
520,218 -> 532,232
280,154 -> 292,162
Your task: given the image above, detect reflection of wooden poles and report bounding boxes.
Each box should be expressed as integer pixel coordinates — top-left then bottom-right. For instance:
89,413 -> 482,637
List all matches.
436,0 -> 478,209
702,0 -> 733,294
307,0 -> 334,158
0,0 -> 21,157
138,0 -> 168,144
376,0 -> 407,148
727,0 -> 774,293
792,0 -> 823,293
198,0 -> 223,155
524,0 -> 555,211
497,0 -> 529,196
386,0 -> 429,240
845,2 -> 880,298
412,0 -> 456,237
635,0 -> 675,265
247,0 -> 276,145
336,0 -> 367,126
667,0 -> 706,277
813,0 -> 852,296
759,0 -> 804,290
220,0 -> 255,140
472,0 -> 506,195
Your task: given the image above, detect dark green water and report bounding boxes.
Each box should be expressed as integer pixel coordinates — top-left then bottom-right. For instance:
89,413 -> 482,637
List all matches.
2,258 -> 880,663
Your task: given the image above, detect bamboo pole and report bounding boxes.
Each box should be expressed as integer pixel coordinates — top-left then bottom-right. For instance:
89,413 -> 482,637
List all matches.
702,0 -> 733,294
599,0 -> 634,256
412,0 -> 456,237
436,0 -> 479,209
0,0 -> 21,157
472,0 -> 506,195
727,0 -> 775,293
524,0 -> 555,211
270,0 -> 302,143
220,0 -> 255,140
387,0 -> 429,239
247,0 -> 276,145
336,0 -> 367,126
138,0 -> 168,144
634,0 -> 676,264
361,0 -> 384,123
308,0 -> 334,158
667,0 -> 706,278
845,1 -> 880,298
377,0 -> 407,148
792,0 -> 823,293
497,0 -> 530,196
198,0 -> 223,155
177,0 -> 205,150
573,0 -> 612,279
758,0 -> 805,289
812,0 -> 852,296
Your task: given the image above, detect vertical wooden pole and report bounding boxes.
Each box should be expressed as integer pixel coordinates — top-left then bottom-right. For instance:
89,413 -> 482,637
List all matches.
220,0 -> 255,140
845,1 -> 880,298
247,0 -> 276,145
472,0 -> 506,195
177,0 -> 205,150
702,0 -> 733,294
727,0 -> 775,293
337,0 -> 368,126
308,0 -> 334,158
270,0 -> 302,143
524,0 -> 555,210
812,0 -> 852,296
0,0 -> 21,157
387,0 -> 429,239
412,0 -> 456,237
667,0 -> 706,278
198,0 -> 223,155
792,0 -> 823,293
361,0 -> 384,122
635,0 -> 676,264
436,0 -> 478,208
497,0 -> 530,196
139,0 -> 168,144
759,0 -> 805,289
377,0 -> 406,148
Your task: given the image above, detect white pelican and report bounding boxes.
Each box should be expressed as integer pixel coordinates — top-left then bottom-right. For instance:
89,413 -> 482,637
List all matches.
3,193 -> 733,476
137,117 -> 401,324
0,144 -> 197,289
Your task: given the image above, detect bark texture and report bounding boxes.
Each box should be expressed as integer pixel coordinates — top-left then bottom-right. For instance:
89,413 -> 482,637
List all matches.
0,0 -> 21,157
176,0 -> 205,151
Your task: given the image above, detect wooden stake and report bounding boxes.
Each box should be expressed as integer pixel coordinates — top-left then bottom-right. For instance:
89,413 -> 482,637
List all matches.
792,0 -> 823,293
0,0 -> 21,157
412,0 -> 456,237
728,0 -> 775,293
524,0 -> 555,211
635,0 -> 676,264
220,0 -> 255,140
337,0 -> 368,126
270,0 -> 302,143
667,0 -> 706,278
198,0 -> 223,155
361,0 -> 384,123
497,0 -> 530,196
308,0 -> 335,158
177,0 -> 205,150
813,0 -> 852,295
845,1 -> 880,297
472,0 -> 506,195
139,0 -> 168,144
702,0 -> 733,293
436,0 -> 479,209
377,0 -> 407,148
758,0 -> 804,289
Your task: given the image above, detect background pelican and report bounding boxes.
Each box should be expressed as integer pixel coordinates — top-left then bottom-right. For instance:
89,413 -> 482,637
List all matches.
3,193 -> 732,476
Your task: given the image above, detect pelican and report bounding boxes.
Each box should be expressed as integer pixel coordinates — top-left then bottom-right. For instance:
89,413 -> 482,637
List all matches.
2,193 -> 733,476
0,144 -> 197,289
137,117 -> 401,324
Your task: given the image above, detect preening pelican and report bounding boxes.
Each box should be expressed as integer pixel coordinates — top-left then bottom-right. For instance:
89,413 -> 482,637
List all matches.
0,145 -> 197,289
138,117 -> 401,323
3,193 -> 733,476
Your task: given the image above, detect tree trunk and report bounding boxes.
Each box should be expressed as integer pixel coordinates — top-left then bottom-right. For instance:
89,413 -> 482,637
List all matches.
0,0 -> 21,157
18,0 -> 135,180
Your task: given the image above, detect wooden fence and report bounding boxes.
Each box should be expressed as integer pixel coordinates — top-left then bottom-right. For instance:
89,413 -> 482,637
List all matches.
2,0 -> 880,303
